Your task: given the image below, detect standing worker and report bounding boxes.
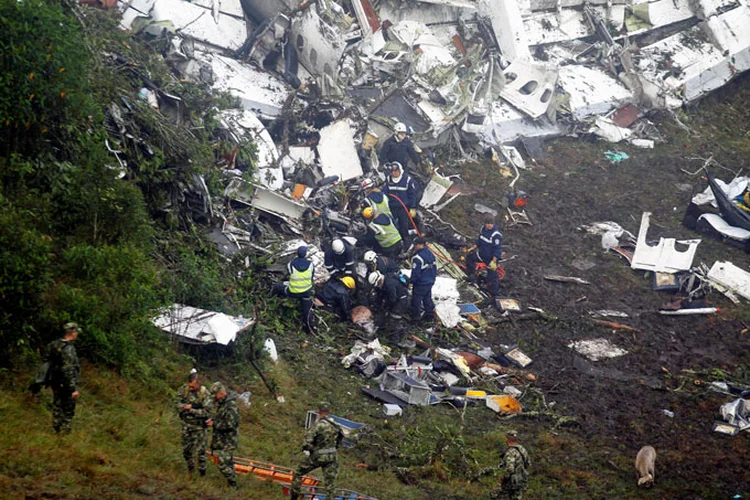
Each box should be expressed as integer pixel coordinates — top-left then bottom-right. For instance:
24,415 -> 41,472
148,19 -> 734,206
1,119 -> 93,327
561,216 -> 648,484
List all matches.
275,245 -> 315,334
46,322 -> 81,434
176,372 -> 212,476
491,430 -> 531,499
379,122 -> 421,173
324,238 -> 355,278
207,382 -> 239,488
410,237 -> 436,324
384,162 -> 419,242
466,213 -> 503,283
362,207 -> 403,258
290,402 -> 344,500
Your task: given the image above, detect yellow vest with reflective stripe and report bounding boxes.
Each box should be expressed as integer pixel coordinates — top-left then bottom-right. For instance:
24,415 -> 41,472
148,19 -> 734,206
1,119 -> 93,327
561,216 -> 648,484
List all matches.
289,265 -> 313,294
369,193 -> 391,216
373,216 -> 402,249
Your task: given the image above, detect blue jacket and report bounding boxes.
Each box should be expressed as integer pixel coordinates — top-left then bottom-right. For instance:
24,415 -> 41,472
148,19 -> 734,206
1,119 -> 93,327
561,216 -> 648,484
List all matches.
379,136 -> 421,170
385,173 -> 418,209
410,247 -> 437,286
324,241 -> 354,275
375,256 -> 399,275
476,224 -> 502,263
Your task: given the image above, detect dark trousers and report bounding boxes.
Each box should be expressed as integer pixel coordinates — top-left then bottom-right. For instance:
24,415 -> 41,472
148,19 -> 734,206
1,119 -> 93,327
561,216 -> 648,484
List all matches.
411,284 -> 435,320
52,389 -> 76,434
390,203 -> 412,242
290,290 -> 314,333
379,239 -> 403,259
466,251 -> 482,278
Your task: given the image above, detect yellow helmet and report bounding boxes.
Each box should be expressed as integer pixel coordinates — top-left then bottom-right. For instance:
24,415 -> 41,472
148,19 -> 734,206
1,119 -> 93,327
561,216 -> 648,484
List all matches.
341,276 -> 356,289
362,207 -> 375,219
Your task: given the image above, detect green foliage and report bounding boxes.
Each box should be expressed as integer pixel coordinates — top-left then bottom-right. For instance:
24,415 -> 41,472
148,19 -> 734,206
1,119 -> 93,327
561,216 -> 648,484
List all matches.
0,198 -> 53,355
0,0 -> 95,157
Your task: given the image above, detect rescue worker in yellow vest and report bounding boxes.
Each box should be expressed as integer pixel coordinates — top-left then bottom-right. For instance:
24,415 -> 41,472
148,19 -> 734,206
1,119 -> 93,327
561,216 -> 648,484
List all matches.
362,207 -> 403,258
272,245 -> 315,333
361,178 -> 391,217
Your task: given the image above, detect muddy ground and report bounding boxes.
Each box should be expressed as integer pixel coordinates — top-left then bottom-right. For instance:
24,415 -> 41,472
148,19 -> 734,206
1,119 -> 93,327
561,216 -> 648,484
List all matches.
433,75 -> 750,498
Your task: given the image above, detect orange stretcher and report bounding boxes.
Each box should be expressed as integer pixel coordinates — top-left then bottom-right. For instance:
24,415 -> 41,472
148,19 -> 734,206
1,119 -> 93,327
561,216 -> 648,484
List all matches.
206,452 -> 378,499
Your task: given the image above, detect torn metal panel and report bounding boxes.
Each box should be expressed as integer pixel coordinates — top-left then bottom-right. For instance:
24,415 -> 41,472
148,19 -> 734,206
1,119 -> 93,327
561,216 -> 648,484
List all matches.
219,109 -> 282,190
145,0 -> 248,50
499,60 -> 558,119
420,173 -> 454,208
706,261 -> 750,301
351,0 -> 380,36
524,5 -> 625,45
388,21 -> 457,76
191,0 -> 245,19
291,7 -> 346,78
316,119 -> 363,182
704,4 -> 750,72
558,65 -> 633,118
381,372 -> 432,406
590,116 -> 633,142
631,212 -> 701,273
203,52 -> 289,119
639,27 -> 733,102
480,101 -> 563,145
698,214 -> 750,241
625,0 -> 694,33
377,1 -> 477,24
692,0 -> 741,19
152,304 -> 254,345
529,0 -> 629,10
225,178 -> 308,220
480,0 -> 531,61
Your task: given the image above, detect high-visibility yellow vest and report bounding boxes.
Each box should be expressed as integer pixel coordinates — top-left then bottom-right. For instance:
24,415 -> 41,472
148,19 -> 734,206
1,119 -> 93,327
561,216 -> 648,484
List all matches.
289,265 -> 313,294
372,215 -> 402,249
368,192 -> 391,216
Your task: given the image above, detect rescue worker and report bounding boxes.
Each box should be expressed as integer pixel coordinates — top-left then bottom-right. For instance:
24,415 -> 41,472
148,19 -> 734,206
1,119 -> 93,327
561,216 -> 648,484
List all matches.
379,122 -> 421,173
176,372 -> 212,476
491,430 -> 531,499
287,245 -> 315,333
410,236 -> 436,324
46,322 -> 81,434
319,276 -> 356,321
324,238 -> 355,278
364,250 -> 399,276
207,382 -> 239,488
368,271 -> 408,321
362,207 -> 403,258
384,161 -> 419,242
361,178 -> 391,217
466,213 -> 503,282
290,402 -> 344,500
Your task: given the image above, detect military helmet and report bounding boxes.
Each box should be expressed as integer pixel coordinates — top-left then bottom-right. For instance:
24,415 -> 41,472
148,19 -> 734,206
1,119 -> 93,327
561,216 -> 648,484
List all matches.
64,322 -> 81,333
506,429 -> 518,438
210,381 -> 226,396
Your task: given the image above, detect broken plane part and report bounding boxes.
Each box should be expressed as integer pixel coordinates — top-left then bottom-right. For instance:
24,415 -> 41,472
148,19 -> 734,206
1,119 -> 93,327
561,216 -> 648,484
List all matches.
631,212 -> 700,273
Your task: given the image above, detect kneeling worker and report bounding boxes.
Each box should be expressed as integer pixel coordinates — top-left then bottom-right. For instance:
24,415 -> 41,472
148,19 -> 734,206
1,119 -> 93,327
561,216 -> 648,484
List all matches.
368,270 -> 408,321
362,207 -> 403,258
319,276 -> 356,321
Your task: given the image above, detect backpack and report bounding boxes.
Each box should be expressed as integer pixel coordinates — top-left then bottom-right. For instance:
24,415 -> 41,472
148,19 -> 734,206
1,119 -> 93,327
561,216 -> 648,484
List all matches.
28,361 -> 51,394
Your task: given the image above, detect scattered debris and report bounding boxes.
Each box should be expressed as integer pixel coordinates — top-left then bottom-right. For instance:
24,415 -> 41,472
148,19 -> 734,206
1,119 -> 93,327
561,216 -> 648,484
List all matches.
569,339 -> 628,361
152,304 -> 254,345
631,212 -> 700,273
544,275 -> 592,285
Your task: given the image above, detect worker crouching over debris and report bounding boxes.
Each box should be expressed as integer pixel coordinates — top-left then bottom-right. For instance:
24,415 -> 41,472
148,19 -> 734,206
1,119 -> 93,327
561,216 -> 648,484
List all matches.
364,250 -> 399,276
319,276 -> 356,322
368,270 -> 408,324
273,245 -> 316,334
324,238 -> 355,277
410,236 -> 437,325
466,213 -> 503,283
362,207 -> 403,258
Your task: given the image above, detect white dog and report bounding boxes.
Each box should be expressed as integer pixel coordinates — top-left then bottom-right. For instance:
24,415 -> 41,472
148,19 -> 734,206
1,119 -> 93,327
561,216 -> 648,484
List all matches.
635,446 -> 656,487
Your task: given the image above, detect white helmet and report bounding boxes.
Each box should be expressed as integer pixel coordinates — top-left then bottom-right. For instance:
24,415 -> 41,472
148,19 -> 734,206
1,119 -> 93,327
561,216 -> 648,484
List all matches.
368,271 -> 383,287
394,122 -> 407,133
361,178 -> 375,190
332,238 -> 345,255
364,250 -> 377,263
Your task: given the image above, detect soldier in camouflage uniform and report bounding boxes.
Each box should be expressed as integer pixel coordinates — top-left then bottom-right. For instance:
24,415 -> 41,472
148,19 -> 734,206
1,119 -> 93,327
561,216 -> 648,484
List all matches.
47,322 -> 81,434
490,430 -> 531,499
290,402 -> 344,500
176,372 -> 212,476
208,382 -> 239,487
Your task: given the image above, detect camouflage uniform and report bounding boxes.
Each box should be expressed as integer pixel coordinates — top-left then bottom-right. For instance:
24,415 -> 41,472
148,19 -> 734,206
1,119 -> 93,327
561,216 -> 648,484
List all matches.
290,416 -> 343,500
46,338 -> 80,434
211,391 -> 239,486
490,445 -> 530,500
176,384 -> 212,474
